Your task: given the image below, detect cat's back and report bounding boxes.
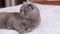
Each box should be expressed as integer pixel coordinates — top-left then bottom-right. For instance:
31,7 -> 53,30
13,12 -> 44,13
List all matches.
0,13 -> 8,28
0,13 -> 7,19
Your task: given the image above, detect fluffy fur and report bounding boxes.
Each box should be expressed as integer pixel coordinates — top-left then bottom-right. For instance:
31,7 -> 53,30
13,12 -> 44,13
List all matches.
0,2 -> 40,34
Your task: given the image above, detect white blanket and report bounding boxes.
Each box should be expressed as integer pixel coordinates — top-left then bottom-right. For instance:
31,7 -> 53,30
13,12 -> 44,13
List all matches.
0,3 -> 60,34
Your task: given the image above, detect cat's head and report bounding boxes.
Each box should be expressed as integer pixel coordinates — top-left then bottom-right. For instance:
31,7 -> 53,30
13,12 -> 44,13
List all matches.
20,2 -> 35,15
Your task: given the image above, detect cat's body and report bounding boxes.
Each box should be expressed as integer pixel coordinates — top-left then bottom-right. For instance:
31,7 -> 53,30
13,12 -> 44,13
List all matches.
0,2 -> 40,34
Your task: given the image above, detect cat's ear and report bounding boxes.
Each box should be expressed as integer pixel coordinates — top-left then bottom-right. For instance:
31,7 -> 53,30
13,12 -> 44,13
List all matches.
23,2 -> 27,4
27,0 -> 33,3
23,2 -> 27,5
23,2 -> 26,4
23,0 -> 32,4
27,0 -> 30,2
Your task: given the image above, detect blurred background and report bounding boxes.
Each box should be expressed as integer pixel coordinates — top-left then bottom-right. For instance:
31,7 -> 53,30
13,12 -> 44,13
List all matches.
0,0 -> 26,8
0,0 -> 60,8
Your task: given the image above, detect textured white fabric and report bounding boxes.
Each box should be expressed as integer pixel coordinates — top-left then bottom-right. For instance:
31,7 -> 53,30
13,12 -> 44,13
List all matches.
0,29 -> 19,34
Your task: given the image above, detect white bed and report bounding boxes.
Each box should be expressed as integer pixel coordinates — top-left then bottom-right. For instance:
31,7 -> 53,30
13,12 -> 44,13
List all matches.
0,3 -> 60,34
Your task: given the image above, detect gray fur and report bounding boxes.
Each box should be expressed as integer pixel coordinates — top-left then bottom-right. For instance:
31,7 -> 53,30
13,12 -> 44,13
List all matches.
0,2 -> 40,34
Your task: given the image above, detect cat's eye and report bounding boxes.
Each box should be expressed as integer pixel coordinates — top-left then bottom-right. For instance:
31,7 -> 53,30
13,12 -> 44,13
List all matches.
27,4 -> 33,9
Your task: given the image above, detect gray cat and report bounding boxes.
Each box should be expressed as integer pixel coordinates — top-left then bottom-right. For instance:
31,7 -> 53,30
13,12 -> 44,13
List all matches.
0,2 -> 40,34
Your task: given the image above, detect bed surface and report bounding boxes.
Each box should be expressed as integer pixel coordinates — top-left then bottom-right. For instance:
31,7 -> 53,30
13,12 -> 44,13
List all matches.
0,3 -> 60,34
